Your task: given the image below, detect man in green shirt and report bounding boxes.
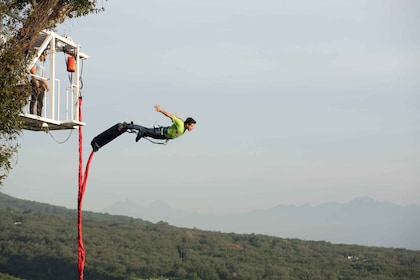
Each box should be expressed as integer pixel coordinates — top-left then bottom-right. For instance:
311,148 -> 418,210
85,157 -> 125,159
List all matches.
121,104 -> 196,142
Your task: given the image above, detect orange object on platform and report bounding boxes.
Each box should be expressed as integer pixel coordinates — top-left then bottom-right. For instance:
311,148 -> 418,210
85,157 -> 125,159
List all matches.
67,56 -> 76,72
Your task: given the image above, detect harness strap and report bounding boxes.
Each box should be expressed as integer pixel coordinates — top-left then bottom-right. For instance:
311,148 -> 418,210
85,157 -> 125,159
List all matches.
160,127 -> 169,136
144,138 -> 169,145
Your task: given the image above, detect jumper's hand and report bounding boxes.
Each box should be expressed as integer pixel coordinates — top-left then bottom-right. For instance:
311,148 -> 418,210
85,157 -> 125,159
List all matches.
154,104 -> 174,119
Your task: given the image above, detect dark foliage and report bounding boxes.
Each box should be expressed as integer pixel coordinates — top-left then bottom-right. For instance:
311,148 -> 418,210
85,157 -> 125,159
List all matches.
1,193 -> 419,280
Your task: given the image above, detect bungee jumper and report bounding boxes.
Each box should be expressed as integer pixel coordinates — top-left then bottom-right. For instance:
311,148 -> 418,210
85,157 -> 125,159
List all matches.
91,104 -> 196,152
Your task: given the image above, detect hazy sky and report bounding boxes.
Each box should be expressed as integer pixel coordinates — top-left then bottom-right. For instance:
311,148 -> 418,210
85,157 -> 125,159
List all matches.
3,0 -> 420,214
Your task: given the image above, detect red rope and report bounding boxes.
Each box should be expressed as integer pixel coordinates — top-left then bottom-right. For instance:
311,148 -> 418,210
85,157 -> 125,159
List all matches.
78,97 -> 95,280
78,151 -> 94,279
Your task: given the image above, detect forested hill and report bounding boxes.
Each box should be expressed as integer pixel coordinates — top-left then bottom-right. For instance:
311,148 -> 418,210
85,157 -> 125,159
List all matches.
1,192 -> 419,280
0,192 -> 150,224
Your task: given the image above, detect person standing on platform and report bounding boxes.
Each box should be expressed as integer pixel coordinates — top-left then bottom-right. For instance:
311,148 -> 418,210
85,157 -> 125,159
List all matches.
29,51 -> 49,116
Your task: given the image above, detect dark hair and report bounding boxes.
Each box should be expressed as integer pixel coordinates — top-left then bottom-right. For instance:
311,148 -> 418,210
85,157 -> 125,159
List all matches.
185,117 -> 196,125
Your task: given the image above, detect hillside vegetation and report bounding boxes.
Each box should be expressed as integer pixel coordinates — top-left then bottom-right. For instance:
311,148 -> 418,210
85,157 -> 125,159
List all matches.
1,193 -> 419,280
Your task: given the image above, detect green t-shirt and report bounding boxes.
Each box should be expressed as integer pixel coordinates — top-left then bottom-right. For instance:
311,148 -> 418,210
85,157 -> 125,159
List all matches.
165,116 -> 185,139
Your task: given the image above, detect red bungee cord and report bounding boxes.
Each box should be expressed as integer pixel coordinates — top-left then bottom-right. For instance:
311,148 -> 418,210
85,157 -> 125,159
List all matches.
77,97 -> 95,280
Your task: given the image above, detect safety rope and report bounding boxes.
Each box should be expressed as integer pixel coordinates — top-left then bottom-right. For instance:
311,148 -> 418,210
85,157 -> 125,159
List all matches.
143,137 -> 169,145
47,129 -> 73,144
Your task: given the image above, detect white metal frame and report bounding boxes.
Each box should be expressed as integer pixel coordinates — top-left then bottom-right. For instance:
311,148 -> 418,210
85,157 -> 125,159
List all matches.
21,30 -> 89,131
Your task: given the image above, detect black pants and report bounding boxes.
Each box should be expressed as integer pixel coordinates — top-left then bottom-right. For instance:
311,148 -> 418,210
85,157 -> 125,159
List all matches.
30,81 -> 45,116
128,124 -> 167,140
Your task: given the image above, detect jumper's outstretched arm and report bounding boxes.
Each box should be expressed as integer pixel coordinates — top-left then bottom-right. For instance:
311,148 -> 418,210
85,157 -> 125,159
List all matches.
155,104 -> 177,120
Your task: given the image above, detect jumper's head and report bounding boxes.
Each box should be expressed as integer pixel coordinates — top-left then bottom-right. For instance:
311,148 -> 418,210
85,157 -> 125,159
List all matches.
185,117 -> 196,131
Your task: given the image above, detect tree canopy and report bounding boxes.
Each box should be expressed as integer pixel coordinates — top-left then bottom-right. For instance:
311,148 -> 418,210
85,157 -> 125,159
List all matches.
0,0 -> 103,185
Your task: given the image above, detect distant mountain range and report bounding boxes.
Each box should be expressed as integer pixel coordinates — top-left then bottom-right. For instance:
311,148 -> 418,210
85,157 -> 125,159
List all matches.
102,197 -> 420,251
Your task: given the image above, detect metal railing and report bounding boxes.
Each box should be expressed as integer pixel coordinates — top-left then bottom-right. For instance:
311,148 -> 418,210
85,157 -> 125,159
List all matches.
23,76 -> 79,123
